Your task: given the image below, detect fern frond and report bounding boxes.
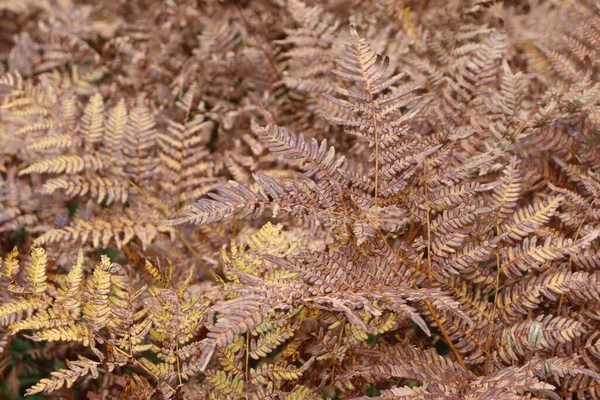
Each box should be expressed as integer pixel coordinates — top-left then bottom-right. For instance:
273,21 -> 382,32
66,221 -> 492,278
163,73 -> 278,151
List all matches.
500,233 -> 599,278
0,297 -> 46,324
492,157 -> 521,221
33,212 -> 172,250
493,315 -> 586,365
158,100 -> 216,205
0,246 -> 20,278
250,324 -> 295,360
324,27 -> 422,198
464,365 -> 555,400
251,122 -> 347,184
351,386 -> 453,400
342,345 -> 471,391
104,98 -> 127,161
26,324 -> 94,346
42,175 -> 129,205
501,196 -> 563,241
27,247 -> 47,294
497,269 -> 600,323
199,295 -> 265,371
170,172 -> 346,226
9,308 -> 72,333
251,357 -> 314,385
25,356 -> 100,396
80,93 -> 104,145
123,105 -> 158,184
26,133 -> 73,151
20,154 -> 107,175
82,256 -> 112,331
206,369 -> 245,397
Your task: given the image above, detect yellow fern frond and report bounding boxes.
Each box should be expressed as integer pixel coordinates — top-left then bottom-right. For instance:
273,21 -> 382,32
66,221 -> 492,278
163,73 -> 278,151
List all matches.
0,298 -> 46,322
60,250 -> 84,309
250,324 -> 295,360
251,361 -> 310,385
226,222 -> 298,278
371,312 -> 398,335
144,259 -> 164,284
20,154 -> 107,175
139,358 -> 173,380
105,98 -> 128,158
287,385 -> 324,400
28,248 -> 47,294
26,133 -> 73,151
246,222 -> 298,257
26,324 -> 94,347
9,308 -> 72,333
42,174 -> 129,205
25,356 -> 100,396
83,256 -> 112,331
0,246 -> 19,278
179,303 -> 209,342
16,121 -> 59,136
206,370 -> 245,397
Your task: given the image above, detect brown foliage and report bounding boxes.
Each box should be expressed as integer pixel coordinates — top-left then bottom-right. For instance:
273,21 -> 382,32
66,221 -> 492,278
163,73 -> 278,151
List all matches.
2,0 -> 600,399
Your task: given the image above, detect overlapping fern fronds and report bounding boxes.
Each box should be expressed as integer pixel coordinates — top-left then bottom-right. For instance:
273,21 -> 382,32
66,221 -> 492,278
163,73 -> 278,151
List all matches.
2,0 -> 600,399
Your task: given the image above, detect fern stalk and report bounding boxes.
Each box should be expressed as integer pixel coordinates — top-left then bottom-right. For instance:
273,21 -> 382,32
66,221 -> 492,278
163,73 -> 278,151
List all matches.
484,221 -> 502,375
424,160 -> 467,371
557,196 -> 597,318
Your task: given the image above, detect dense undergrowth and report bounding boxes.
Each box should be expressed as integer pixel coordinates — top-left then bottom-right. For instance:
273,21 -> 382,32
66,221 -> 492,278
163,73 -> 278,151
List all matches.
2,0 -> 600,399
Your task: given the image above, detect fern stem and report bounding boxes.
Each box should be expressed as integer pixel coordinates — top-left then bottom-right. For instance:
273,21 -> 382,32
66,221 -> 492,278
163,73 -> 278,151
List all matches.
484,221 -> 502,375
350,172 -> 468,372
423,161 -> 467,371
557,196 -> 597,317
331,321 -> 346,387
245,332 -> 250,400
423,299 -> 467,370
